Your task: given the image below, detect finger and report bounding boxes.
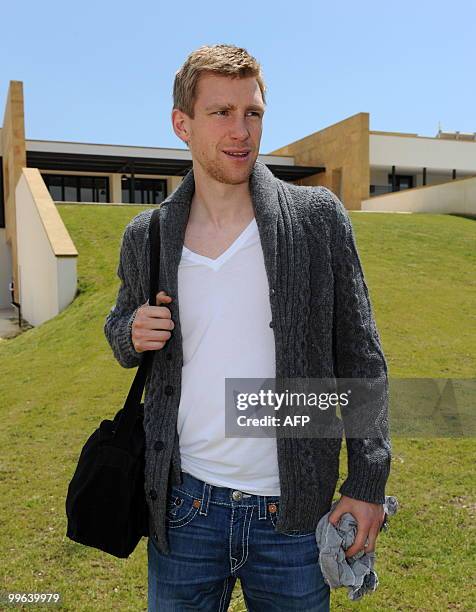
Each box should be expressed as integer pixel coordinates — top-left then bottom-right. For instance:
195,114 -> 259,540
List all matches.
142,330 -> 172,345
132,314 -> 174,348
135,339 -> 166,352
328,508 -> 343,527
150,329 -> 172,342
363,525 -> 380,553
139,311 -> 175,328
143,305 -> 173,320
345,525 -> 370,558
152,317 -> 174,331
135,328 -> 174,351
156,291 -> 173,303
134,332 -> 171,352
137,292 -> 172,318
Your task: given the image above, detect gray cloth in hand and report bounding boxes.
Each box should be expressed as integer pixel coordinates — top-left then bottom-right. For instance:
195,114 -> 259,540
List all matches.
315,495 -> 398,601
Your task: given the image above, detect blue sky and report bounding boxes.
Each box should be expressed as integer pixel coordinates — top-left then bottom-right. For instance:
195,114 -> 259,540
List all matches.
1,0 -> 474,154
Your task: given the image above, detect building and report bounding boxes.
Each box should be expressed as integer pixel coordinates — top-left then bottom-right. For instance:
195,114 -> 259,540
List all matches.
1,80 -> 475,326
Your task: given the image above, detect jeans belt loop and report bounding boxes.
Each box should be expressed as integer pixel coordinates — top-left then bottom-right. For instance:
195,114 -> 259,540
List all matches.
258,495 -> 267,520
199,481 -> 211,516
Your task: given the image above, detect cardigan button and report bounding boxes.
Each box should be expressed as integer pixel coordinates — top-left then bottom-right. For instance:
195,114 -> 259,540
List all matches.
153,440 -> 164,451
166,352 -> 173,361
269,320 -> 274,328
149,489 -> 158,500
164,385 -> 174,396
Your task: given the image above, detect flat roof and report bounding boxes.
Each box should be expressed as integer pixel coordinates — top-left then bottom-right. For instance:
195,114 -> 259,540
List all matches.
25,138 -> 324,180
370,130 -> 476,142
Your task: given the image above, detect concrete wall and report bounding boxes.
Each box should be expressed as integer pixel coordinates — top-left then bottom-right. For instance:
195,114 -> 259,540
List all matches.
362,175 -> 476,214
15,168 -> 78,326
270,113 -> 370,210
370,132 -> 476,173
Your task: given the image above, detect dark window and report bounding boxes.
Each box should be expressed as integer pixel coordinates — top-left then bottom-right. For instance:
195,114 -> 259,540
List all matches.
47,175 -> 63,201
0,158 -> 4,228
370,184 -> 392,196
42,174 -> 110,202
121,177 -> 167,204
64,175 -> 78,201
79,176 -> 94,203
387,174 -> 414,191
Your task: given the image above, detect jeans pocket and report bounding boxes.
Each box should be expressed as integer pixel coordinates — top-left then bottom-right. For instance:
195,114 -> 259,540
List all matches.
268,501 -> 315,537
165,489 -> 201,529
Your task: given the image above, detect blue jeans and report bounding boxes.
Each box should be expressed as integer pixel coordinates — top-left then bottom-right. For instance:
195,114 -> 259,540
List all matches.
147,471 -> 330,611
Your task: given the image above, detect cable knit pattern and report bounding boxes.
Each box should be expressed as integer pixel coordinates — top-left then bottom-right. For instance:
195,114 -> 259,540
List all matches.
103,160 -> 391,554
326,189 -> 391,502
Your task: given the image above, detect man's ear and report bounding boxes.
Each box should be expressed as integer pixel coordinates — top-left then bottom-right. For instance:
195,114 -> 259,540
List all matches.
171,108 -> 190,146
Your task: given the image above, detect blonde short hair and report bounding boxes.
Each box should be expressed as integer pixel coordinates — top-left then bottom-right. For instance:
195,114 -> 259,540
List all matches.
173,44 -> 267,118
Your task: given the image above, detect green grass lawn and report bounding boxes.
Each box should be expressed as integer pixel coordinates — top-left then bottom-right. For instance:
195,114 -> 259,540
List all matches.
0,205 -> 474,611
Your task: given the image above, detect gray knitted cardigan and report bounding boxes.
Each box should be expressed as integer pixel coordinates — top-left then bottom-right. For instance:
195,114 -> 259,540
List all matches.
104,159 -> 391,555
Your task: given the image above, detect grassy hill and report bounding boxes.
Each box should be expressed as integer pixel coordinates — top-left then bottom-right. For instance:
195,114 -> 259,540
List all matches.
0,204 -> 474,611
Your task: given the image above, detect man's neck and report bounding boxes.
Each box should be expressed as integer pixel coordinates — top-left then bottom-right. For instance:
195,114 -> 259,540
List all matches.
183,165 -> 255,259
189,164 -> 254,230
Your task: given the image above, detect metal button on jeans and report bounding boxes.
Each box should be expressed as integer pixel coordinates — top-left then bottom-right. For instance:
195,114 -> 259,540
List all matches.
232,490 -> 243,501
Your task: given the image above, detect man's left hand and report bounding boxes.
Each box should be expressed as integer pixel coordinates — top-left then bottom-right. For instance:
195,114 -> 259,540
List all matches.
328,495 -> 386,558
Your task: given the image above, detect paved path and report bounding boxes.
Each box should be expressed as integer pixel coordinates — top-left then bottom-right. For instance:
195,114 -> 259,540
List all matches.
0,306 -> 21,339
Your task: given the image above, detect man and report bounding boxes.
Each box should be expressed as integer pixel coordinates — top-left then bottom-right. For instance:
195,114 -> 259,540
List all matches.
104,44 -> 391,611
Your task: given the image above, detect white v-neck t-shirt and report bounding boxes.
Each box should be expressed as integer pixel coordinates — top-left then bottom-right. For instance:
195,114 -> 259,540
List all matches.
176,217 -> 281,495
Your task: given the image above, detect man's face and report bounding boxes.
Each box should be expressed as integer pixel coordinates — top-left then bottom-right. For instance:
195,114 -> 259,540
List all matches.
173,72 -> 265,185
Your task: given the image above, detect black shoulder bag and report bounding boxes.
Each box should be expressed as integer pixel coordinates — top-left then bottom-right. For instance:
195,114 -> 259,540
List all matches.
65,207 -> 161,558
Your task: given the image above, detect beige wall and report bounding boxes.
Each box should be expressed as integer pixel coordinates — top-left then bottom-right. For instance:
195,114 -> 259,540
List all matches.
370,132 -> 476,172
15,168 -> 78,326
168,175 -> 182,194
270,112 -> 370,210
361,175 -> 476,214
1,81 -> 27,303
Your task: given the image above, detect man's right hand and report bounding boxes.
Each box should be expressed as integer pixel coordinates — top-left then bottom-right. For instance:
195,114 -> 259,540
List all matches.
131,291 -> 175,353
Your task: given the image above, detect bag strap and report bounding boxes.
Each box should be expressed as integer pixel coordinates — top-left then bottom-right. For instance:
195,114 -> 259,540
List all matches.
148,206 -> 162,307
114,207 -> 162,445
